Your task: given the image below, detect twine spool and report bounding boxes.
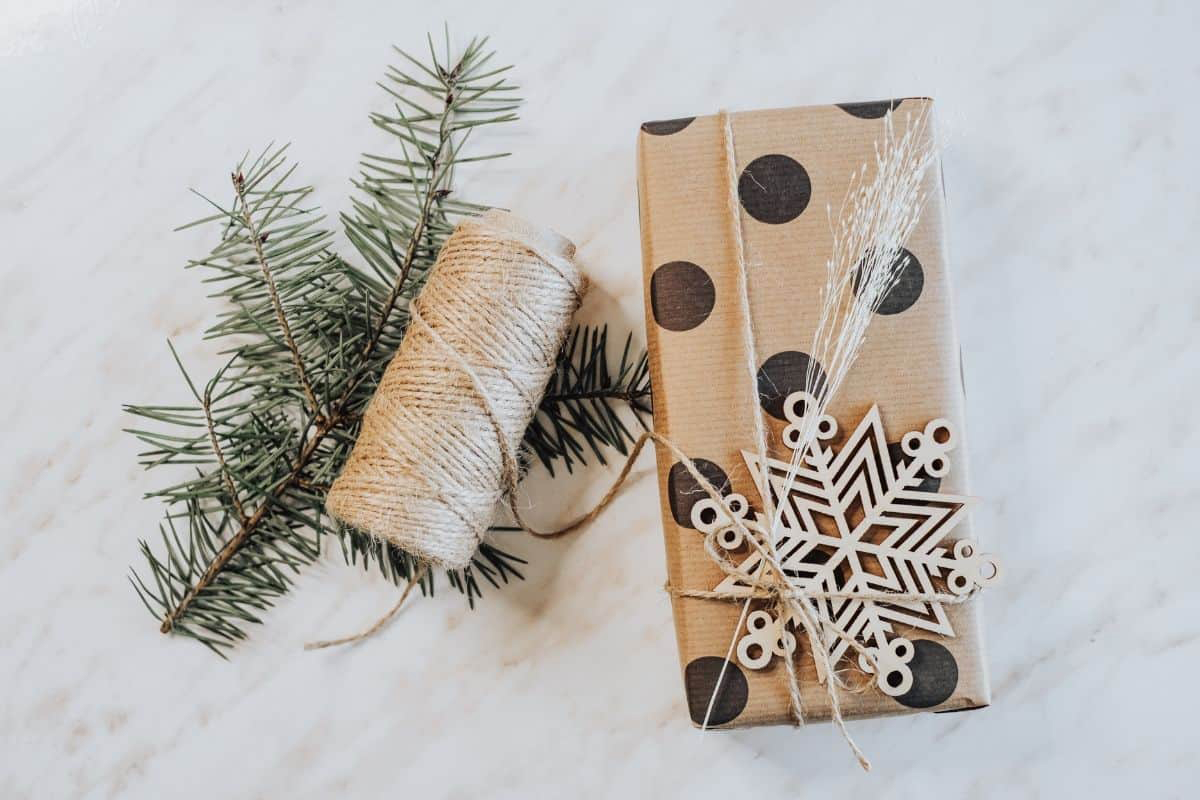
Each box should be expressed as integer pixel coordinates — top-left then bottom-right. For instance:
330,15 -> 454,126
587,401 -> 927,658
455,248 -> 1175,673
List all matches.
325,209 -> 586,569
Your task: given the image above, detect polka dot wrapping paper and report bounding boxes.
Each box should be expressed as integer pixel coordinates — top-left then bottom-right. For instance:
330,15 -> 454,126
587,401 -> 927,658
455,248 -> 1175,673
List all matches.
636,99 -> 990,728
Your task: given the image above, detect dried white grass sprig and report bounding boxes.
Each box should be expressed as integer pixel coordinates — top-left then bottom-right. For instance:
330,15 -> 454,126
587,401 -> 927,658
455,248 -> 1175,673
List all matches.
731,105 -> 941,761
779,105 -> 940,494
758,106 -> 940,694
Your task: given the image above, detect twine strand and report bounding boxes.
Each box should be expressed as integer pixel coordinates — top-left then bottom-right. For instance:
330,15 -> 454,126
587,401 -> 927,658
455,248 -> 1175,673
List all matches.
719,109 -> 869,762
305,563 -> 430,650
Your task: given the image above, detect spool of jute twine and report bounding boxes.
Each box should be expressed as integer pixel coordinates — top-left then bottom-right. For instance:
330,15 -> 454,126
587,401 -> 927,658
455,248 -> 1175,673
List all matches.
325,209 -> 587,570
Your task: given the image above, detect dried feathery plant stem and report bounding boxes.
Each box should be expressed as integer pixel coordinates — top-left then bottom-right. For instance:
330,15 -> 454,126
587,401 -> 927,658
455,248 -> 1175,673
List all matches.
742,109 -> 939,708
822,109 -> 935,380
791,105 -> 939,483
763,105 -> 940,646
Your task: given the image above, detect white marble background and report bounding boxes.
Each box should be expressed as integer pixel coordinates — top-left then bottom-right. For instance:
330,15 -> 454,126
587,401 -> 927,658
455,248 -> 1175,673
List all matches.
3,1 -> 1198,797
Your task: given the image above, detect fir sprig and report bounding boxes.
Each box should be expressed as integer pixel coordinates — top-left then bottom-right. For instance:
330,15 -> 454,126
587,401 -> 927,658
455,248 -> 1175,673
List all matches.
125,34 -> 651,655
525,326 -> 652,475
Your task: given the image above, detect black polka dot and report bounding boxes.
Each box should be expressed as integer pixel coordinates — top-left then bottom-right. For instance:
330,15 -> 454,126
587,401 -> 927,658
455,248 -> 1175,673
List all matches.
650,261 -> 716,331
684,657 -> 749,726
895,640 -> 959,709
887,442 -> 942,493
738,154 -> 811,224
641,117 -> 695,136
668,459 -> 731,528
756,351 -> 827,420
837,99 -> 904,119
855,248 -> 923,315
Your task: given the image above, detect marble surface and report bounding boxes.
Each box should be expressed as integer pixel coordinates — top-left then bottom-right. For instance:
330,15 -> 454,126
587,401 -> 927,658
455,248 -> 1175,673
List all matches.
3,1 -> 1198,797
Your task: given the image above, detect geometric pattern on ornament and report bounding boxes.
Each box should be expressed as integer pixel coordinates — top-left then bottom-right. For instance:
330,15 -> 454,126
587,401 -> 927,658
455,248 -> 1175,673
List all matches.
691,391 -> 1000,698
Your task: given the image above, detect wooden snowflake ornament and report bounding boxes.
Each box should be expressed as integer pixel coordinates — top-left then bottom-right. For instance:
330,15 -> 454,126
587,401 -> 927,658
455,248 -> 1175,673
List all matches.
690,391 -> 1000,697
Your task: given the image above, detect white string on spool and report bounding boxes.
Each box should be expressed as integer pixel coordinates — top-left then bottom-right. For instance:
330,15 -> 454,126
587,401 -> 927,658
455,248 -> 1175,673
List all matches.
325,209 -> 586,570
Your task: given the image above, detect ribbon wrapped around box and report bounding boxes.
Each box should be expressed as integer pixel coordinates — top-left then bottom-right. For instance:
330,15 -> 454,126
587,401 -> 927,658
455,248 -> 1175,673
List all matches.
636,99 -> 994,729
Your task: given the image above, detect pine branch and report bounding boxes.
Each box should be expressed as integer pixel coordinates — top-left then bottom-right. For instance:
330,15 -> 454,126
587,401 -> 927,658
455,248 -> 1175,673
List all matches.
524,325 -> 653,476
126,33 -> 654,655
127,36 -> 523,654
338,528 -> 528,610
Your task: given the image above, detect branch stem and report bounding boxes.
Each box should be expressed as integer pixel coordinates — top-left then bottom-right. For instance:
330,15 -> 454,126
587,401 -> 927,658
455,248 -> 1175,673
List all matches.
352,91 -> 456,379
160,415 -> 334,633
541,388 -> 652,405
202,386 -> 248,524
232,171 -> 324,422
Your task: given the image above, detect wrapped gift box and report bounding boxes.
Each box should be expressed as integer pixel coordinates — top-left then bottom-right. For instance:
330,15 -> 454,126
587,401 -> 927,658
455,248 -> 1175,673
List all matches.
636,99 -> 991,727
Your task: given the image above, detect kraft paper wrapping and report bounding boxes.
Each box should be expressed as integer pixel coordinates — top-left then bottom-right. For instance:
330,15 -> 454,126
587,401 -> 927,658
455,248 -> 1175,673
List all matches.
636,100 -> 990,728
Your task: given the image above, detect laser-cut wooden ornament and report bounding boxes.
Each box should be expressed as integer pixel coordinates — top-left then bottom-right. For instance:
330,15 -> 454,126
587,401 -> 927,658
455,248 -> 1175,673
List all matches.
691,391 -> 1000,696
